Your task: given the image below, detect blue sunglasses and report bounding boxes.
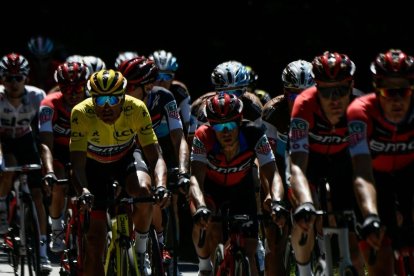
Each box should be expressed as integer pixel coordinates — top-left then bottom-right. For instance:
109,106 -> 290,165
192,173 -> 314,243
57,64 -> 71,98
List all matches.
93,95 -> 123,107
212,121 -> 238,132
156,73 -> 174,81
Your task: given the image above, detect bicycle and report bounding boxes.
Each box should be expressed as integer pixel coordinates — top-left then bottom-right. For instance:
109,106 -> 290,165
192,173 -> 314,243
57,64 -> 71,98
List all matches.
212,212 -> 258,276
2,163 -> 44,276
104,194 -> 157,276
164,167 -> 190,276
59,191 -> 93,276
306,179 -> 357,276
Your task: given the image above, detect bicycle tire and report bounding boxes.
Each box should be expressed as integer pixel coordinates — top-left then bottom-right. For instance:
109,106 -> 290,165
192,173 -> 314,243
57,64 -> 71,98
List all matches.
148,226 -> 165,276
24,202 -> 41,276
213,243 -> 225,276
120,247 -> 139,276
234,251 -> 251,276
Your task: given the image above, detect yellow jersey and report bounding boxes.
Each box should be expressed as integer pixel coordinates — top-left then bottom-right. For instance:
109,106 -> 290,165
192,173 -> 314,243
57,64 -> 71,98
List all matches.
70,95 -> 158,163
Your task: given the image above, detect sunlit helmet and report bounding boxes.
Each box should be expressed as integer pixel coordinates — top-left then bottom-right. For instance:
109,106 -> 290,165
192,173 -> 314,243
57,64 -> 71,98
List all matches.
0,53 -> 30,77
211,61 -> 250,92
311,51 -> 355,83
54,62 -> 90,87
149,50 -> 178,72
282,60 -> 315,89
27,36 -> 54,57
87,69 -> 127,96
114,51 -> 139,69
118,56 -> 159,85
205,92 -> 243,124
66,54 -> 84,63
82,56 -> 106,74
370,49 -> 414,81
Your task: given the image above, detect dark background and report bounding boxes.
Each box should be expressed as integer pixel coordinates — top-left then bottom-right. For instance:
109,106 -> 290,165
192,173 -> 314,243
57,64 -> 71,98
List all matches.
2,0 -> 412,98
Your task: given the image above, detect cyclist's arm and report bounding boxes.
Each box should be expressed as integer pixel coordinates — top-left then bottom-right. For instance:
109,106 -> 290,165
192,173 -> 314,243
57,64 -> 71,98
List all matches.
39,132 -> 54,174
189,160 -> 207,209
142,142 -> 167,189
290,151 -> 313,205
260,161 -> 284,202
70,151 -> 88,194
170,128 -> 190,175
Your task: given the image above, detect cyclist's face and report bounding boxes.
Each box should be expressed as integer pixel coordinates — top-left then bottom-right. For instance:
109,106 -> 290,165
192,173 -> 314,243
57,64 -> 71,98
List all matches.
127,83 -> 153,102
94,95 -> 125,124
2,74 -> 26,98
61,84 -> 87,107
317,80 -> 352,125
376,77 -> 412,124
212,122 -> 239,148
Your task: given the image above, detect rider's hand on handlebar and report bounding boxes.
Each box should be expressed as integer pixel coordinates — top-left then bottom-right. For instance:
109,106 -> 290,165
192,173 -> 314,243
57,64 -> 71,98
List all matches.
192,206 -> 211,229
42,172 -> 58,196
78,189 -> 94,213
359,214 -> 384,250
177,172 -> 190,194
293,202 -> 316,231
154,186 -> 171,209
271,200 -> 289,228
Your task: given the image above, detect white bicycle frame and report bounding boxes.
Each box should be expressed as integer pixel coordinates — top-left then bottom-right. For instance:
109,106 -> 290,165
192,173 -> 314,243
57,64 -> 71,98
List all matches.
5,164 -> 42,257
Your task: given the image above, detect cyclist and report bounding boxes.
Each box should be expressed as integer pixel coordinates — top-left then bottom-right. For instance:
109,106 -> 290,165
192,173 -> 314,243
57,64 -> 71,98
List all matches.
149,50 -> 191,137
288,51 -> 364,275
190,92 -> 285,276
347,49 -> 414,276
38,62 -> 90,253
69,69 -> 169,276
245,65 -> 272,105
26,35 -> 64,92
188,60 -> 263,144
0,52 -> 52,272
261,59 -> 315,275
118,56 -> 190,267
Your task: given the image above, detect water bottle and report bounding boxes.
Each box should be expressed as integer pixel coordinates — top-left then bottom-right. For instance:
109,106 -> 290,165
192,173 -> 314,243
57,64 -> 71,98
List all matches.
256,238 -> 265,273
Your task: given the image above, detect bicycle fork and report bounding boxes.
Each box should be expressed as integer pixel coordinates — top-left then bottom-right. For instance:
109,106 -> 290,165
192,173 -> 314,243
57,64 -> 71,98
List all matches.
322,227 -> 352,275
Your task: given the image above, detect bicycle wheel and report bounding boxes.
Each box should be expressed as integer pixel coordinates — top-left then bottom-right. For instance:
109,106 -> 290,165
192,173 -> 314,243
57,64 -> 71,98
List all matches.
24,202 -> 41,276
120,247 -> 139,276
213,244 -> 225,276
234,251 -> 250,276
60,209 -> 78,276
148,227 -> 165,276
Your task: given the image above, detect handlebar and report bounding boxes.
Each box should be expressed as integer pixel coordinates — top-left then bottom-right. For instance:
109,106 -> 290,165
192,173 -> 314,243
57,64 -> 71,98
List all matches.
3,164 -> 42,172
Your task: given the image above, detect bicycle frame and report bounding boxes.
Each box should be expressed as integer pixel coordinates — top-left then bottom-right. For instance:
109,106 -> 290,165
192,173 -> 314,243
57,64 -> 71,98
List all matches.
104,196 -> 155,275
213,214 -> 252,276
3,164 -> 42,275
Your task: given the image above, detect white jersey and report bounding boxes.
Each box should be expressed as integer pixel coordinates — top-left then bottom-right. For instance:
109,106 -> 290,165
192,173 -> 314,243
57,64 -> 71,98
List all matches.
0,85 -> 46,138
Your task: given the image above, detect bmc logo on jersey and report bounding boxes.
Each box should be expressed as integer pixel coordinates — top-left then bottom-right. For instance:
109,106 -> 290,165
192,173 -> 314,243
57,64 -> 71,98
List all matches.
166,101 -> 180,120
256,135 -> 272,155
290,118 -> 308,141
348,121 -> 366,147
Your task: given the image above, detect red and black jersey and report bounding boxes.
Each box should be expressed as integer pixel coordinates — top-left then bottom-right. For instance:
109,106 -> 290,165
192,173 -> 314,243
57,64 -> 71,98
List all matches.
289,86 -> 349,155
191,121 -> 274,186
347,93 -> 414,172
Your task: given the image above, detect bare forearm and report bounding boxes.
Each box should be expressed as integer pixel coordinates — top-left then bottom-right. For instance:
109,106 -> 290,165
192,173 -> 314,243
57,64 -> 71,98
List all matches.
354,177 -> 378,217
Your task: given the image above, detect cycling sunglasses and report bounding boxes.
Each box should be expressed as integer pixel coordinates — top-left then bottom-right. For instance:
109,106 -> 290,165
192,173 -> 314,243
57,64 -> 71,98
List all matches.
211,121 -> 238,132
93,95 -> 124,107
377,87 -> 412,98
156,73 -> 174,81
3,75 -> 24,82
317,85 -> 350,99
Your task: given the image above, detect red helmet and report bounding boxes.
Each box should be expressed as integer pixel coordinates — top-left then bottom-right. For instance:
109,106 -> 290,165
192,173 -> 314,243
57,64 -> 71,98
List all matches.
205,92 -> 243,124
311,51 -> 355,82
54,62 -> 90,87
370,49 -> 414,81
118,56 -> 159,85
0,53 -> 30,77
